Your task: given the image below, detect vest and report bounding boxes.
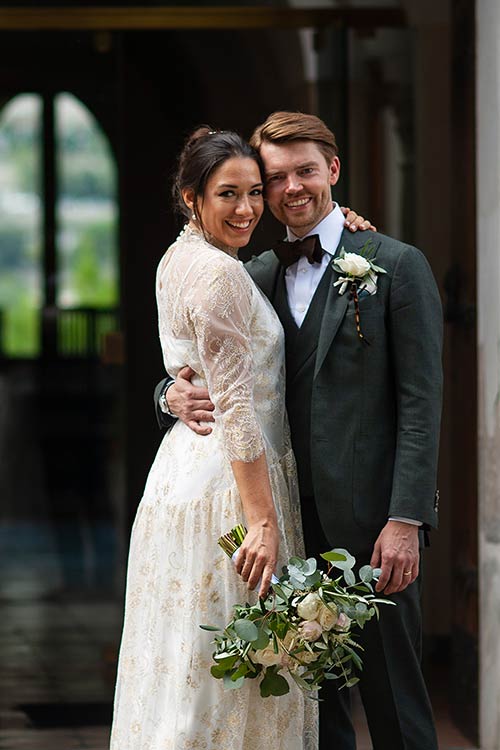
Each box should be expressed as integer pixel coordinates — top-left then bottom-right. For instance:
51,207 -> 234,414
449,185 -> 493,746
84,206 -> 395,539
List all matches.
274,263 -> 333,496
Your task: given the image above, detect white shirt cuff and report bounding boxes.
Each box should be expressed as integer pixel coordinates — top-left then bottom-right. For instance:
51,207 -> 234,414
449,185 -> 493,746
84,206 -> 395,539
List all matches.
388,516 -> 422,526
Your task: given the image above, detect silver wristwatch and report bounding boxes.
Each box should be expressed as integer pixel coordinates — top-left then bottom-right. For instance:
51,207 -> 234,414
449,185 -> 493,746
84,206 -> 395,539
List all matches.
159,382 -> 175,416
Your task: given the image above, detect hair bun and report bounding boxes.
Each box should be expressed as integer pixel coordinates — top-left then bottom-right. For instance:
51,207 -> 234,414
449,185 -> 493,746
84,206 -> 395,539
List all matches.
184,125 -> 215,150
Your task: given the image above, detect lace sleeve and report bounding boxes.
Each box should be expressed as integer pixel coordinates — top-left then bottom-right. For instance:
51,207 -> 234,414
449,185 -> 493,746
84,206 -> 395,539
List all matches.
187,256 -> 265,463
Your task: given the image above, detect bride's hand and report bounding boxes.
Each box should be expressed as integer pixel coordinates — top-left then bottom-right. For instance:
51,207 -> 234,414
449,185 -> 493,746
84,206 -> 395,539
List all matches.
235,520 -> 279,598
340,206 -> 377,232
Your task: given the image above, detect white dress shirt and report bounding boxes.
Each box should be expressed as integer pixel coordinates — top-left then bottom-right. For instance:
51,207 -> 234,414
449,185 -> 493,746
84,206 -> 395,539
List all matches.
283,204 -> 421,528
285,203 -> 345,327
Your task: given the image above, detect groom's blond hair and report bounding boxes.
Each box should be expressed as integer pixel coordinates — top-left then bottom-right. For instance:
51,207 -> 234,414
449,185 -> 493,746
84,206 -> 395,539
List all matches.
249,111 -> 339,165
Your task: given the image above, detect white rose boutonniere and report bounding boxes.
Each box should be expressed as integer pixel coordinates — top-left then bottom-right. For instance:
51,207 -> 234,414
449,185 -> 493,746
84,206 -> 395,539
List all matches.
332,239 -> 387,344
334,252 -> 371,282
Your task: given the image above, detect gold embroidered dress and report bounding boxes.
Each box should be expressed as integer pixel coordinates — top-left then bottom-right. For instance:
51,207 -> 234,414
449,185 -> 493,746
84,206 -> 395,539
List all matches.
110,226 -> 318,750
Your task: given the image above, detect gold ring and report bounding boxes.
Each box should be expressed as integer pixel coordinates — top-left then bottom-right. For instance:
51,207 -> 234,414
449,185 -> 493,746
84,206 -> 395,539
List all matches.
403,570 -> 411,576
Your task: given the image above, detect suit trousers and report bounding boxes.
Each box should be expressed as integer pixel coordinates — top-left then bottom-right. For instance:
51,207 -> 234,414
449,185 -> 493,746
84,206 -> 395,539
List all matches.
300,496 -> 438,750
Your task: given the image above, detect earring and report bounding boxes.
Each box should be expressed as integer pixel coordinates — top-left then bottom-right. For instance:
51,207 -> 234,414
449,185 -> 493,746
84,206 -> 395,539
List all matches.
192,213 -> 197,221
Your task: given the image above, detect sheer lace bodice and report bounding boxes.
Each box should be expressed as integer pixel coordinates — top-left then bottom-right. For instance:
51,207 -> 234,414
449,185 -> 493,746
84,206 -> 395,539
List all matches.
156,225 -> 291,463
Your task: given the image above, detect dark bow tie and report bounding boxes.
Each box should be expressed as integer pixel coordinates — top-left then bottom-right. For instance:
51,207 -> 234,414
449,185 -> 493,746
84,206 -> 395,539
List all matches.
274,234 -> 324,269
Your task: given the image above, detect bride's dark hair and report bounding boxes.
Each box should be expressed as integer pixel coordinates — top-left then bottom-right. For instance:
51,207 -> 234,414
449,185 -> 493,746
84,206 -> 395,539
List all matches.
173,125 -> 265,227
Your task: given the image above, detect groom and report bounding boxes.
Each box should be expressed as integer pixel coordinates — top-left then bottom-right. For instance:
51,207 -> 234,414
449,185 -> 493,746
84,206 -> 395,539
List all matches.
156,112 -> 442,750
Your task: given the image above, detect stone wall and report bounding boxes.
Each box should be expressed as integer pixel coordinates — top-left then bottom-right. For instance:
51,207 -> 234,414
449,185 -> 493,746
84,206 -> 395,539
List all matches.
477,1 -> 500,747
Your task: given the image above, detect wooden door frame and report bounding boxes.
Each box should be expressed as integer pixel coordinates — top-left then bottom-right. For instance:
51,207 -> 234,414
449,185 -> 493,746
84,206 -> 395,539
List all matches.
448,0 -> 478,743
0,6 -> 406,31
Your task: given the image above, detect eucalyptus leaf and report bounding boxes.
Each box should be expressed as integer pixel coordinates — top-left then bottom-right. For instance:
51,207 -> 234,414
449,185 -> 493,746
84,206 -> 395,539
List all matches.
290,671 -> 316,691
347,650 -> 363,671
343,677 -> 360,689
343,568 -> 356,586
302,558 -> 318,576
252,628 -> 271,650
272,584 -> 290,602
210,664 -> 227,679
199,624 -> 222,632
213,654 -> 239,669
303,570 -> 322,587
234,619 -> 259,643
320,550 -> 348,563
330,548 -> 356,570
260,671 -> 290,697
223,673 -> 245,690
231,662 -> 250,680
289,570 -> 306,584
359,565 -> 374,583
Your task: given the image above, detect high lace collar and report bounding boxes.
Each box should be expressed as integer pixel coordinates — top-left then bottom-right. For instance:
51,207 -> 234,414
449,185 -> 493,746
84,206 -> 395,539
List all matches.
179,223 -> 239,260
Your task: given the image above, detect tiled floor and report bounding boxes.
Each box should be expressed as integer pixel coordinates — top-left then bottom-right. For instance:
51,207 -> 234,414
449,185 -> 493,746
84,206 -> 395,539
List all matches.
0,523 -> 478,750
0,598 -> 120,749
0,597 -> 478,750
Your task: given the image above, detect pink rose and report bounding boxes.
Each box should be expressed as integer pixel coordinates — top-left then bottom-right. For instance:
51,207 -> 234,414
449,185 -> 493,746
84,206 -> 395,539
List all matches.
335,612 -> 351,631
298,620 -> 323,642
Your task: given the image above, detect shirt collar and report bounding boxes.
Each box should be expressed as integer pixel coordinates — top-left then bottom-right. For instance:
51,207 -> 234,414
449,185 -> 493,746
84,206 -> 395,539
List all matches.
286,202 -> 345,258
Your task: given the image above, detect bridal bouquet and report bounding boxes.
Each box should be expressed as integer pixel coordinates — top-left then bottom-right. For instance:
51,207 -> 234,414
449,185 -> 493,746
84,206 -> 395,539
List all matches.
201,525 -> 393,699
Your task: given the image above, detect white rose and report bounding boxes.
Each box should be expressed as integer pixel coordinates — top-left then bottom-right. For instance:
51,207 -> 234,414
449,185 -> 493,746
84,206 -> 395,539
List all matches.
252,646 -> 282,667
335,612 -> 352,631
336,252 -> 371,277
317,603 -> 338,631
296,592 -> 321,620
298,619 -> 323,642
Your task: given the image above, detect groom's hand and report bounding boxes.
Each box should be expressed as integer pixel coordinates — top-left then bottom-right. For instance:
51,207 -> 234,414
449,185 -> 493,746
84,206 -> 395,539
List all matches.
370,520 -> 420,595
166,366 -> 215,435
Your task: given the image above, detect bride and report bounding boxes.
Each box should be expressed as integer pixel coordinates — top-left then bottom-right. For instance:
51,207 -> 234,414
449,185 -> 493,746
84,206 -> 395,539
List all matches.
110,127 -> 318,749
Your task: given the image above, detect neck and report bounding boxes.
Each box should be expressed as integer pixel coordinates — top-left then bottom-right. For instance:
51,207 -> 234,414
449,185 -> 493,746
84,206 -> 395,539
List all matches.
187,221 -> 239,259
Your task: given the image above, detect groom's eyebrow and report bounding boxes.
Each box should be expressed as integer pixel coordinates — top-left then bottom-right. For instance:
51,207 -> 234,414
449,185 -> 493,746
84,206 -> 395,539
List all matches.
266,161 -> 319,175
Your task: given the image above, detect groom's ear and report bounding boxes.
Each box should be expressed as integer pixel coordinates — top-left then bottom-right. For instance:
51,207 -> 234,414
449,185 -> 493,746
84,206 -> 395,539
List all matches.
329,156 -> 341,187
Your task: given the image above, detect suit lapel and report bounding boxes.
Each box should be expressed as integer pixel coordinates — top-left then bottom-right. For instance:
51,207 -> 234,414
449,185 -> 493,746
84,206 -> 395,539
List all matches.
314,230 -> 381,378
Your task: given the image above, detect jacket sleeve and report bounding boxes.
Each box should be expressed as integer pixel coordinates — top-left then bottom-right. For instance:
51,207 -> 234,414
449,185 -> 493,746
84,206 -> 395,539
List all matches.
388,245 -> 443,527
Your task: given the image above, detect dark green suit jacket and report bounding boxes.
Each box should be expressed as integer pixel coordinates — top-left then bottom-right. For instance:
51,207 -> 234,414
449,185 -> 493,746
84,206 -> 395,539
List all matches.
245,229 -> 442,556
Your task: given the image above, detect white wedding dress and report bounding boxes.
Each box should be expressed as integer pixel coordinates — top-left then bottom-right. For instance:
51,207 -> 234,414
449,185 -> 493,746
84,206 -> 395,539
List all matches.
110,226 -> 318,750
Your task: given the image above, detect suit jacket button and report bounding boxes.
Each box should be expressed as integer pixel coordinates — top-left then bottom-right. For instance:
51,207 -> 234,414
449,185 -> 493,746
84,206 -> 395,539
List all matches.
434,489 -> 440,511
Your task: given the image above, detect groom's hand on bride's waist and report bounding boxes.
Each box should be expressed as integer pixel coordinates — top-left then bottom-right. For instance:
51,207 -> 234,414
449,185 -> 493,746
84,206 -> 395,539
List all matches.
166,366 -> 215,436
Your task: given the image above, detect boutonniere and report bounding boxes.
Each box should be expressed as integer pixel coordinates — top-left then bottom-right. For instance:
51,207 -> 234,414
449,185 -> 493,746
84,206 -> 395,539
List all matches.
331,240 -> 387,344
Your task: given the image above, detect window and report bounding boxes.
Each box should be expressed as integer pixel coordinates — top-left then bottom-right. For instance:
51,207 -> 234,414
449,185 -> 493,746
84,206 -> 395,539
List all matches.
0,94 -> 42,357
0,92 -> 118,359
